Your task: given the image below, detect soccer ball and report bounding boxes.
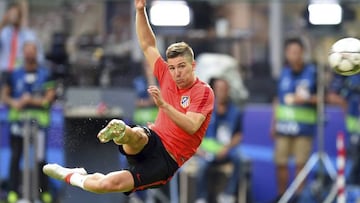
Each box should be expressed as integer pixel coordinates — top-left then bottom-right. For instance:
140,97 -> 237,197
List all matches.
328,37 -> 360,76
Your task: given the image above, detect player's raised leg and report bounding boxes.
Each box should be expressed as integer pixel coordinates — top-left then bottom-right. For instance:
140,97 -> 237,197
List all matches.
97,119 -> 149,154
43,164 -> 135,193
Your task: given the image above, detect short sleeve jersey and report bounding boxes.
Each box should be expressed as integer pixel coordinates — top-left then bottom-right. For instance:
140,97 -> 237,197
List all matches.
151,57 -> 214,166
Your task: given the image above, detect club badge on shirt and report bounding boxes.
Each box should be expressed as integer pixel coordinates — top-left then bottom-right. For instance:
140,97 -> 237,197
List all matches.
180,96 -> 190,108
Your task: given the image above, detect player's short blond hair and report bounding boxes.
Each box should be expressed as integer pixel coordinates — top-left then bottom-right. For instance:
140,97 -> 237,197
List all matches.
166,42 -> 194,62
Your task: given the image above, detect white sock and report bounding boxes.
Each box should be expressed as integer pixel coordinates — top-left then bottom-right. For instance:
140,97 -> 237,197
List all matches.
66,173 -> 87,189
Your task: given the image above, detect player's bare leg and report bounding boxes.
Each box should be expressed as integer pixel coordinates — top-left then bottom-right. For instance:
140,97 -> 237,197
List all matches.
43,164 -> 135,193
43,119 -> 149,193
81,171 -> 134,193
97,119 -> 149,154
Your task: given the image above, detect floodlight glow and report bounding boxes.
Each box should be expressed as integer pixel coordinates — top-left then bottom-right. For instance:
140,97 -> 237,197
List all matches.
149,1 -> 190,27
308,3 -> 342,25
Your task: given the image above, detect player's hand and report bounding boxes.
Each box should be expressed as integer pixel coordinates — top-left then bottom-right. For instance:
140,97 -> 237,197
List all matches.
134,0 -> 146,10
147,85 -> 166,108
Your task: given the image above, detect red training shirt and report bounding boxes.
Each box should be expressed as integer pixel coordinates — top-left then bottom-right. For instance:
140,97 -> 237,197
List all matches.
150,57 -> 214,167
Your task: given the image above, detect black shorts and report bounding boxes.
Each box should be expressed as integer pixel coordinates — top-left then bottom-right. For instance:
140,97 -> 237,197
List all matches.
119,127 -> 179,194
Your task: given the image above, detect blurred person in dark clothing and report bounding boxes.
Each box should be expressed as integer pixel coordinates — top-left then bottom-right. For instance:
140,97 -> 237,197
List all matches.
195,78 -> 242,203
327,73 -> 360,185
1,42 -> 55,203
271,38 -> 318,203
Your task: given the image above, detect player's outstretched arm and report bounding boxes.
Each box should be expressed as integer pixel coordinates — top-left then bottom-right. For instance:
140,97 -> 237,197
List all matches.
135,0 -> 160,72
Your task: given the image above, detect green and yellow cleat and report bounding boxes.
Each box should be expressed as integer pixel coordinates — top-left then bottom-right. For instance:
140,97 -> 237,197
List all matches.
97,119 -> 126,143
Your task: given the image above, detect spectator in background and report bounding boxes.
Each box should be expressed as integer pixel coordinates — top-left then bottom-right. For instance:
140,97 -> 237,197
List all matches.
271,38 -> 317,203
1,42 -> 55,203
195,77 -> 242,203
132,60 -> 158,125
0,2 -> 43,87
327,73 -> 360,185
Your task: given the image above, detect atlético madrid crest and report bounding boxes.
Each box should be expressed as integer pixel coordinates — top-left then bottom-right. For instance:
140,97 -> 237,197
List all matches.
180,96 -> 190,108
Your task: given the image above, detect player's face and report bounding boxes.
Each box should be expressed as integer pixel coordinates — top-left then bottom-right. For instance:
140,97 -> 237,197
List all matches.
167,56 -> 195,89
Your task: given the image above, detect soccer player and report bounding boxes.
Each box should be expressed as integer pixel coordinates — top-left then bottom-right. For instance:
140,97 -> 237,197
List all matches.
43,0 -> 214,195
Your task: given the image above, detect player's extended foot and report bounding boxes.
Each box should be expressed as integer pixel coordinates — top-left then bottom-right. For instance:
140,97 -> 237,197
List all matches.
97,119 -> 126,143
43,163 -> 87,181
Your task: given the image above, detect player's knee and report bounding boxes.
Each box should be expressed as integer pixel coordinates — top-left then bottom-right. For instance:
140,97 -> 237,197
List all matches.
96,179 -> 117,193
131,127 -> 148,142
131,126 -> 143,134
